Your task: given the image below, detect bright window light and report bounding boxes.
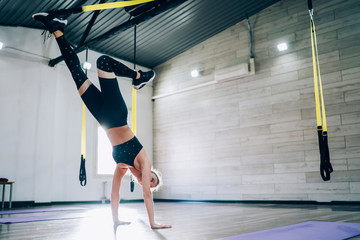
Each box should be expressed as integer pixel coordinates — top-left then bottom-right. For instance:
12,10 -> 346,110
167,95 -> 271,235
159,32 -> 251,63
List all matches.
191,69 -> 199,78
277,42 -> 288,51
83,62 -> 92,70
97,126 -> 115,175
0,42 -> 3,50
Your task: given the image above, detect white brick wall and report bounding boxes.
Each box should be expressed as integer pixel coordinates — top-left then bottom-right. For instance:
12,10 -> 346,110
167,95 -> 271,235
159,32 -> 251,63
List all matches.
153,0 -> 360,202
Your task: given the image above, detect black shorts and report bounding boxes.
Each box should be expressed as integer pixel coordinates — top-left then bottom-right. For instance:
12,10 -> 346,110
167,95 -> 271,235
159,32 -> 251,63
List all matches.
112,136 -> 143,167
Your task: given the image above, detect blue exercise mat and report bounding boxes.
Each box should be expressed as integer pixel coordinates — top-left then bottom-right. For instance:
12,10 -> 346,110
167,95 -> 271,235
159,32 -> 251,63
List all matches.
0,207 -> 86,215
0,213 -> 86,224
218,221 -> 360,240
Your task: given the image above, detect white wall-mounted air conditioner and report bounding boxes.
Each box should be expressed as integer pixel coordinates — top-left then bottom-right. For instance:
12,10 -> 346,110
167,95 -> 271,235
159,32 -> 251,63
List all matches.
214,58 -> 255,82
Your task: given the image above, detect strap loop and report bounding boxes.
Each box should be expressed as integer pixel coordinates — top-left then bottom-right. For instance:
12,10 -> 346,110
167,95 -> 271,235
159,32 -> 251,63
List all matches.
318,129 -> 333,181
79,154 -> 87,186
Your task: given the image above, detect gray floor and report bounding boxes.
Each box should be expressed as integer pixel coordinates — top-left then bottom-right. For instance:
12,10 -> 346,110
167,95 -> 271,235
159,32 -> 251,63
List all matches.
0,202 -> 360,240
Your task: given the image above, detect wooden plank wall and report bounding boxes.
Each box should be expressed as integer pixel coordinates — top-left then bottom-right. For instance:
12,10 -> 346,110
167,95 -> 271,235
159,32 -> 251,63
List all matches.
152,0 -> 360,202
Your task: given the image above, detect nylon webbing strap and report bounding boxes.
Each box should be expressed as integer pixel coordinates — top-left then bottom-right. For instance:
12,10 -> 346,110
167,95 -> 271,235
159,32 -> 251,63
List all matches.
79,48 -> 88,187
82,0 -> 154,12
132,89 -> 137,136
66,0 -> 154,15
80,103 -> 87,186
130,25 -> 137,192
308,0 -> 333,181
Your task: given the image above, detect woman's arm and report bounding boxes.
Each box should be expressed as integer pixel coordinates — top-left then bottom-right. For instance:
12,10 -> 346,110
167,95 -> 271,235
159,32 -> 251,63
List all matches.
111,166 -> 130,226
141,164 -> 156,227
143,190 -> 171,229
139,152 -> 171,229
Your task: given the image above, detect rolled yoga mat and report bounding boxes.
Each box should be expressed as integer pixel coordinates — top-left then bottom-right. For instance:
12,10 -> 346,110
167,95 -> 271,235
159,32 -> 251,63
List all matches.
218,221 -> 360,240
0,213 -> 87,224
0,207 -> 86,215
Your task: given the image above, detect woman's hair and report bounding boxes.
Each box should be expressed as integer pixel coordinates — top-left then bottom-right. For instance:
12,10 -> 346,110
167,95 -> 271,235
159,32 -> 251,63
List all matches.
150,168 -> 162,192
130,168 -> 163,192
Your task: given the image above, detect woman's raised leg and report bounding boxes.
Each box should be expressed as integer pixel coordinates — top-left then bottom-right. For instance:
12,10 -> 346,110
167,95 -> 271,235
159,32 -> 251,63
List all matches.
53,31 -> 104,123
32,12 -> 104,124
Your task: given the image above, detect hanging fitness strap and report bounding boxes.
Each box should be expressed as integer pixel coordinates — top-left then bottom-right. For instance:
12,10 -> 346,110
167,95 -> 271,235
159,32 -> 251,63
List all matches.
130,24 -> 137,192
79,103 -> 87,186
79,47 -> 89,187
308,0 -> 333,181
66,0 -> 154,14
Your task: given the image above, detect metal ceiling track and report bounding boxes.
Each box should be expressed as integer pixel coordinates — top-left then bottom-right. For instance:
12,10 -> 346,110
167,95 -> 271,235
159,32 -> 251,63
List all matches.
48,0 -> 188,67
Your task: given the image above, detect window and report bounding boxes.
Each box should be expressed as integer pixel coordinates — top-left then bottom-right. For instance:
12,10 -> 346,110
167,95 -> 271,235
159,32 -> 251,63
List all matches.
96,126 -> 115,175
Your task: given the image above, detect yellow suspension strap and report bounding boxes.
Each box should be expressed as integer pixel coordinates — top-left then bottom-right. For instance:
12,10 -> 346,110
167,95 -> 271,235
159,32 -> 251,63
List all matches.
130,89 -> 137,192
82,0 -> 154,12
130,24 -> 137,192
79,47 -> 89,186
132,90 -> 137,136
308,0 -> 333,181
80,103 -> 87,186
67,0 -> 154,14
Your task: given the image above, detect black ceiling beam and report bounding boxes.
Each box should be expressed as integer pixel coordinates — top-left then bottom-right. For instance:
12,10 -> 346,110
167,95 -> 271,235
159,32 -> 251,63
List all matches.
78,0 -> 107,46
125,0 -> 166,17
48,0 -> 188,67
69,0 -> 89,11
88,0 -> 188,44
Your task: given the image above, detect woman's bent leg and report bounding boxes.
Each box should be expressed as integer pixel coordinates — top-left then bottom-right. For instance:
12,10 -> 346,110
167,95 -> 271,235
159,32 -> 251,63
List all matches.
94,56 -> 130,129
97,55 -> 138,79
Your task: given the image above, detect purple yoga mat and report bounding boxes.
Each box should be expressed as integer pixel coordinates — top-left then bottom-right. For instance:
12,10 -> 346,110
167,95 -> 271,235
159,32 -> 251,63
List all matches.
0,207 -> 86,215
218,221 -> 360,240
0,213 -> 86,224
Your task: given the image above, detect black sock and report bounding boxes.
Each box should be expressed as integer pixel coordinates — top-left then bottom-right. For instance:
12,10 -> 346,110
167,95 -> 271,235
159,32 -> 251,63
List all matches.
55,36 -> 87,89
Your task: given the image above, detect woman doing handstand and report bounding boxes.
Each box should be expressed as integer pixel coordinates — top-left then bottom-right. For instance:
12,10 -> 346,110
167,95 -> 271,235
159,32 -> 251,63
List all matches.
32,10 -> 171,229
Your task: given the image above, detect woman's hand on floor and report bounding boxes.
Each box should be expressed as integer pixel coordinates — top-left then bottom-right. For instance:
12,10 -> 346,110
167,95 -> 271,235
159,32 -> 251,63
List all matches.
151,223 -> 172,229
113,220 -> 131,228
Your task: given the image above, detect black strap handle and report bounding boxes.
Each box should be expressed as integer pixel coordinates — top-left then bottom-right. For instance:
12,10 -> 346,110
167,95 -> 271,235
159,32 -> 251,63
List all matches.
79,155 -> 87,186
318,130 -> 333,181
130,175 -> 134,192
307,0 -> 312,10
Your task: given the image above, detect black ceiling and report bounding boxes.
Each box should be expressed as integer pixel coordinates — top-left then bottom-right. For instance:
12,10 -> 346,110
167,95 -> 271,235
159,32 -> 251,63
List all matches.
0,0 -> 280,68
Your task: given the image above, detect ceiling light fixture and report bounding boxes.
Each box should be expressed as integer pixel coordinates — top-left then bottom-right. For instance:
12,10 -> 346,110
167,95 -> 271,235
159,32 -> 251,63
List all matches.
277,42 -> 288,51
83,62 -> 92,70
191,69 -> 199,78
